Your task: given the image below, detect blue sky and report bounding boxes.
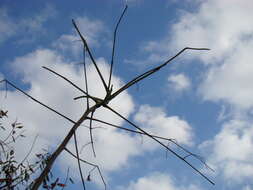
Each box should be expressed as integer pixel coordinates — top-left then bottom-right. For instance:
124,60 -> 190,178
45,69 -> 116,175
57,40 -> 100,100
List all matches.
1,0 -> 253,190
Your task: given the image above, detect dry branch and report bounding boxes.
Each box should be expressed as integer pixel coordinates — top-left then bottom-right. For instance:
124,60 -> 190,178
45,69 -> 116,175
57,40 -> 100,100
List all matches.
0,5 -> 215,189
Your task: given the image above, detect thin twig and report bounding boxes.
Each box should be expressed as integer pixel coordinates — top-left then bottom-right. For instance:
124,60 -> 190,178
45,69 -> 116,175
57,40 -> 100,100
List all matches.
0,79 -> 75,124
17,135 -> 38,170
73,132 -> 86,190
108,5 -> 128,88
82,47 -> 90,109
64,148 -> 106,190
109,47 -> 210,100
89,111 -> 96,157
72,19 -> 108,92
42,66 -> 99,104
87,116 -> 214,172
104,105 -> 215,185
80,142 -> 92,154
86,116 -> 175,141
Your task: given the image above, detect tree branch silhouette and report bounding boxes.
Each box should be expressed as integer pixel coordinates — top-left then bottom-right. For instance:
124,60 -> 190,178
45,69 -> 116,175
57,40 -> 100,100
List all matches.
0,5 -> 215,190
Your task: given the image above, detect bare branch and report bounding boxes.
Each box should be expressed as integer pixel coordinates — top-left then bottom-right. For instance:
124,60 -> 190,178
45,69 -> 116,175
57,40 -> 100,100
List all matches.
104,105 -> 215,185
17,135 -> 38,170
89,111 -> 96,157
0,79 -> 75,124
64,148 -> 106,190
31,105 -> 96,189
108,5 -> 128,88
109,47 -> 210,100
72,19 -> 108,92
86,116 -> 175,141
82,47 -> 90,109
73,132 -> 86,190
42,66 -> 99,104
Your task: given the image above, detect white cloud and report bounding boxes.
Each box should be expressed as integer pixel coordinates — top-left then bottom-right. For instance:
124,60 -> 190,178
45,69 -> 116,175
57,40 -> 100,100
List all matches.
0,47 -> 197,186
144,0 -> 253,186
0,48 -> 139,181
200,119 -> 253,183
170,0 -> 253,62
130,0 -> 253,111
166,0 -> 253,110
199,41 -> 253,109
0,5 -> 56,45
53,16 -> 108,58
168,73 -> 191,91
118,172 -> 201,190
134,104 -> 193,149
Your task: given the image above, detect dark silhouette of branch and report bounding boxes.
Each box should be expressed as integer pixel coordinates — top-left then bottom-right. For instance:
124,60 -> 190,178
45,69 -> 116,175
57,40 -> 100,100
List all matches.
104,105 -> 215,185
16,135 -> 38,170
0,79 -> 75,124
0,6 -> 214,187
108,5 -> 128,88
30,104 -> 98,189
87,116 -> 213,171
89,111 -> 96,157
72,19 -> 108,92
109,47 -> 210,100
82,47 -> 90,109
86,116 -> 175,141
73,132 -> 86,190
64,148 -> 106,190
42,66 -> 99,104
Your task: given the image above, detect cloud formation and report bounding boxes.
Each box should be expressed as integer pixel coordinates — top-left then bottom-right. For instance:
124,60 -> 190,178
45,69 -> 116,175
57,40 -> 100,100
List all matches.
134,104 -> 193,148
166,0 -> 253,185
0,48 -> 137,178
118,172 -> 201,190
0,5 -> 56,44
53,16 -> 108,58
168,73 -> 191,92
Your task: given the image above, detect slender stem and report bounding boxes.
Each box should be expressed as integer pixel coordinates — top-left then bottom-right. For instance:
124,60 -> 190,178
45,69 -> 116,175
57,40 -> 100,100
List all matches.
64,148 -> 106,190
108,5 -> 128,88
82,47 -> 90,109
31,105 -> 96,189
0,80 -> 75,124
86,116 -> 174,141
72,19 -> 108,92
42,66 -> 98,103
105,105 -> 215,185
73,132 -> 86,190
89,111 -> 96,157
109,48 -> 210,100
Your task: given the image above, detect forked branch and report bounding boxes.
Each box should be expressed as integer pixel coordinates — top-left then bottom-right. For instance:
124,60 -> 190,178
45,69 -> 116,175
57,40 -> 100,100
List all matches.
0,4 -> 214,188
108,5 -> 128,88
104,105 -> 215,185
72,19 -> 108,92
